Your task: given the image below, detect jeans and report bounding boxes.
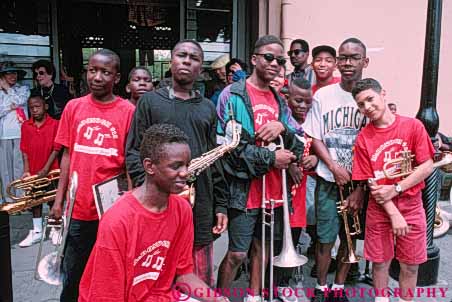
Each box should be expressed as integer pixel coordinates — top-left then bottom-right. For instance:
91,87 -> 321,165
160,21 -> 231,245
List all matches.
60,219 -> 98,302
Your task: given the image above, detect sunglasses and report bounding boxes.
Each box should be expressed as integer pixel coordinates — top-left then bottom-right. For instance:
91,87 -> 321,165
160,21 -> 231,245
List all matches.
287,49 -> 305,56
255,53 -> 286,66
34,70 -> 47,76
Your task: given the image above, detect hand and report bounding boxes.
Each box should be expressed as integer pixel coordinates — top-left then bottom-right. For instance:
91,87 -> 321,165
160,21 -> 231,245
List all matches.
389,212 -> 411,236
10,103 -> 17,110
302,155 -> 318,170
288,163 -> 302,185
21,172 -> 31,179
346,187 -> 364,214
274,149 -> 296,169
212,213 -> 228,234
37,168 -> 50,178
330,163 -> 350,186
369,184 -> 398,204
230,63 -> 242,72
49,202 -> 63,220
256,121 -> 285,142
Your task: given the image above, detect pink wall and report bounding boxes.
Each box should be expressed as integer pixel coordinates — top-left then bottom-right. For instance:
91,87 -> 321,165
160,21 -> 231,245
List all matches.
281,0 -> 452,136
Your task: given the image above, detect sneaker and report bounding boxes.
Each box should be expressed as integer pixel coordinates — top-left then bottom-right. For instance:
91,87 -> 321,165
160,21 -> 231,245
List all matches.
49,227 -> 61,245
18,230 -> 42,247
244,295 -> 262,302
277,286 -> 297,302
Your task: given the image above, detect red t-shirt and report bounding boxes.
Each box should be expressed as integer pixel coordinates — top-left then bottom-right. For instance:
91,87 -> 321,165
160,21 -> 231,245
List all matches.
352,115 -> 434,221
312,76 -> 341,94
55,94 -> 135,220
246,82 -> 283,209
20,114 -> 61,175
79,193 -> 194,302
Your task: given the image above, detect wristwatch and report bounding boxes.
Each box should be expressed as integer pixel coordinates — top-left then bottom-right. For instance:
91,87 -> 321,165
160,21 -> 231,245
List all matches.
394,183 -> 403,195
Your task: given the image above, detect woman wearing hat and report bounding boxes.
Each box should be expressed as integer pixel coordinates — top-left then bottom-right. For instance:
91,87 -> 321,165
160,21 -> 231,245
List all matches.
0,61 -> 30,203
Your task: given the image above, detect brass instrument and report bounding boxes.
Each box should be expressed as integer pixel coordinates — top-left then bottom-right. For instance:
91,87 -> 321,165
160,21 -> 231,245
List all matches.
0,169 -> 60,214
35,171 -> 78,285
261,135 -> 308,301
337,186 -> 362,263
381,151 -> 452,180
179,104 -> 241,207
434,205 -> 452,238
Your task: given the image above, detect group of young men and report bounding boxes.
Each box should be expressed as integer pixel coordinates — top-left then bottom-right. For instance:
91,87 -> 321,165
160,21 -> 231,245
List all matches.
3,32 -> 435,302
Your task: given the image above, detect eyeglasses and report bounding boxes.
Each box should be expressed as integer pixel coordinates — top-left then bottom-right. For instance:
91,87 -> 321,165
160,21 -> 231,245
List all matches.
255,53 -> 286,66
336,54 -> 364,63
287,49 -> 305,57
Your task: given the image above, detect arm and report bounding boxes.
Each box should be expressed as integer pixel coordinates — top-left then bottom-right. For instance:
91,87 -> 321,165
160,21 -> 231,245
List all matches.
49,148 -> 69,219
126,97 -> 151,187
22,153 -> 30,178
209,111 -> 228,234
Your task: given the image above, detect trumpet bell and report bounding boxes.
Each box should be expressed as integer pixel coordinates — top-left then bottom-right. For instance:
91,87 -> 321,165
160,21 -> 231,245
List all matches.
37,251 -> 62,285
341,253 -> 362,264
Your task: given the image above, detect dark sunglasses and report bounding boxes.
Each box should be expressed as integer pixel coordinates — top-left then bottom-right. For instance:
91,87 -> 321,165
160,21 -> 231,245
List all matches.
34,70 -> 46,76
255,53 -> 286,66
287,49 -> 305,56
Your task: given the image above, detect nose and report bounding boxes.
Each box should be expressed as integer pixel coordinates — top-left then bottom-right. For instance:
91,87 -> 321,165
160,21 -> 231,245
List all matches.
179,166 -> 189,178
93,71 -> 103,81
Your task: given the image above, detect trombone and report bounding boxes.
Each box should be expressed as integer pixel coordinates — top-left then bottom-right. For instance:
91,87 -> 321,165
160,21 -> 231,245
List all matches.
261,135 -> 308,300
35,171 -> 78,285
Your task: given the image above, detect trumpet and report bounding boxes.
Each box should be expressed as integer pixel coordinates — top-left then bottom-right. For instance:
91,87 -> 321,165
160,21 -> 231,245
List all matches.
337,186 -> 362,263
380,151 -> 452,180
0,169 -> 60,214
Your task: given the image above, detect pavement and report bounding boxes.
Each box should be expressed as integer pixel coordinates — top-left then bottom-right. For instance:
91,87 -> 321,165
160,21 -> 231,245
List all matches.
7,201 -> 452,302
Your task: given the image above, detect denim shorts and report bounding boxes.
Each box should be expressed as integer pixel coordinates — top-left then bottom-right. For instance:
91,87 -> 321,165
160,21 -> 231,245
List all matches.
227,207 -> 283,252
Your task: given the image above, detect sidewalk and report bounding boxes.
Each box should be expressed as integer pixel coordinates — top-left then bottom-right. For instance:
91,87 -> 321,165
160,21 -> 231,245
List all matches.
9,201 -> 452,302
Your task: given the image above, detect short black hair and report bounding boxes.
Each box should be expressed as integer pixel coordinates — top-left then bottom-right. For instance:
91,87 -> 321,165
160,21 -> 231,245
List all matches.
140,124 -> 189,164
290,78 -> 311,90
351,78 -> 382,99
128,66 -> 152,82
172,39 -> 204,61
90,49 -> 121,72
28,92 -> 46,105
225,58 -> 247,76
254,35 -> 284,53
32,59 -> 56,81
340,37 -> 367,56
290,39 -> 309,52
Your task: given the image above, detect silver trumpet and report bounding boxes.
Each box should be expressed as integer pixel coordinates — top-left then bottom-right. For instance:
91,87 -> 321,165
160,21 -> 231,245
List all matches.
35,171 -> 78,285
261,135 -> 308,300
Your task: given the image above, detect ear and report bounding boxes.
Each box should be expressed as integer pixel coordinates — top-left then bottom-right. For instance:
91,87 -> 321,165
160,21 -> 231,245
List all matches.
251,54 -> 257,67
381,89 -> 387,99
125,83 -> 131,94
114,73 -> 121,85
363,57 -> 370,69
143,158 -> 155,175
44,103 -> 49,111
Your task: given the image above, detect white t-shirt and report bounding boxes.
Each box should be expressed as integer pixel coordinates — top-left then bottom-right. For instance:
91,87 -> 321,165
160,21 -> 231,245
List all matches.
302,83 -> 367,182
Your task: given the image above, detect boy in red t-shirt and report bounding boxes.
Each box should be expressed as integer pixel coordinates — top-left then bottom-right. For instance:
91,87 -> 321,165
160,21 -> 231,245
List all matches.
351,78 -> 434,302
18,93 -> 61,247
50,49 -> 135,301
80,124 -> 229,302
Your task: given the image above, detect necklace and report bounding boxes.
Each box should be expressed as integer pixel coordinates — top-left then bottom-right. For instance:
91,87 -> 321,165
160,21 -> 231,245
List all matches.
40,84 -> 55,100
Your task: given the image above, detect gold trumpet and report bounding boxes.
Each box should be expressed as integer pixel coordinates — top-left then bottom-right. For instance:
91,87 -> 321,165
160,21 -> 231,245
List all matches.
337,186 -> 362,263
381,151 -> 452,180
0,169 -> 60,214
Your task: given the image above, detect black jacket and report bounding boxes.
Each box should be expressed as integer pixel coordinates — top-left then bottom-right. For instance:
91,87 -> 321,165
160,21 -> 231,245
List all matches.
126,87 -> 228,246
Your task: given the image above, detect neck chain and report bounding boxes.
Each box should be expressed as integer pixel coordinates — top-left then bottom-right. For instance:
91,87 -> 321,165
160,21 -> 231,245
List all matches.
40,84 -> 55,100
